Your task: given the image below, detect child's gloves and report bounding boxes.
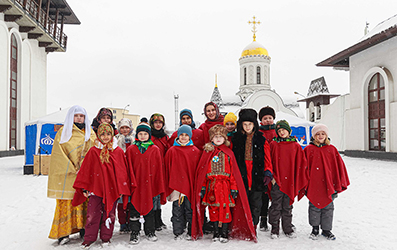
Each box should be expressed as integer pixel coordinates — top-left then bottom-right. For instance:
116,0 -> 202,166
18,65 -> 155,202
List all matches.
231,190 -> 238,199
263,170 -> 273,186
200,187 -> 206,198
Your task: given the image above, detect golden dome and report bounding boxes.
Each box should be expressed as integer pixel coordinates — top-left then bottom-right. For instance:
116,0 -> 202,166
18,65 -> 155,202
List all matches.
241,41 -> 268,57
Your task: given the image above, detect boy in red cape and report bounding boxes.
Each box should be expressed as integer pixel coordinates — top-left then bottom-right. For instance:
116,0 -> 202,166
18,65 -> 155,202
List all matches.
165,125 -> 201,240
199,102 -> 224,143
269,120 -> 308,239
304,124 -> 350,241
125,118 -> 166,244
192,125 -> 257,243
72,123 -> 134,248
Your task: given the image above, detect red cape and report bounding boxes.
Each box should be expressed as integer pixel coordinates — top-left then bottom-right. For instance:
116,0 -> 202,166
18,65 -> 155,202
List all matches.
269,140 -> 308,205
126,144 -> 166,215
198,116 -> 224,143
152,135 -> 169,157
191,144 -> 257,242
168,129 -> 205,151
165,145 -> 201,201
304,144 -> 350,209
72,147 -> 134,216
259,128 -> 277,144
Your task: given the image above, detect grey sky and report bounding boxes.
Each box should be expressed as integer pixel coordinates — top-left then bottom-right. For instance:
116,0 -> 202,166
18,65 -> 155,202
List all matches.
47,0 -> 397,129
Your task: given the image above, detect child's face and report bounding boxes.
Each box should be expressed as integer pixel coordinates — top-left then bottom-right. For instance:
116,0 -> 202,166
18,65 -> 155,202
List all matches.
181,115 -> 192,125
261,115 -> 274,125
277,128 -> 290,139
225,122 -> 236,132
153,120 -> 163,130
315,131 -> 327,144
212,134 -> 225,146
205,105 -> 217,120
73,114 -> 85,123
178,133 -> 190,144
242,121 -> 254,134
137,131 -> 149,142
119,126 -> 131,136
100,132 -> 112,144
100,115 -> 111,124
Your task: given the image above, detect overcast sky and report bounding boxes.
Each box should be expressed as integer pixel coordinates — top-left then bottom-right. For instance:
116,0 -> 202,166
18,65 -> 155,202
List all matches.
46,0 -> 397,129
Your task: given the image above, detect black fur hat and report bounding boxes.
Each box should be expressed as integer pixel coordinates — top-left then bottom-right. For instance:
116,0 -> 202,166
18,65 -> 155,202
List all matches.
259,106 -> 276,120
237,108 -> 259,133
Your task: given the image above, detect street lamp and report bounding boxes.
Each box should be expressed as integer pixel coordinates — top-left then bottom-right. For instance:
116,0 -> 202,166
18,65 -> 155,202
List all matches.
294,91 -> 306,98
123,104 -> 130,118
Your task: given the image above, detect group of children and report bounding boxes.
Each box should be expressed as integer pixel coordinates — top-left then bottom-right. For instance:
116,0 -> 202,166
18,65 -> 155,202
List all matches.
65,103 -> 350,248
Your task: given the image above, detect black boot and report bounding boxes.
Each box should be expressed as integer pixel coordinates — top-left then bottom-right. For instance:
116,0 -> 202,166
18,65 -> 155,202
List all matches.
259,216 -> 269,232
212,222 -> 220,241
220,223 -> 229,243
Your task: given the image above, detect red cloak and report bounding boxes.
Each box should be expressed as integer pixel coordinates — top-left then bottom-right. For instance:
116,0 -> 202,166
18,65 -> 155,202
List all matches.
72,146 -> 134,216
259,128 -> 277,144
152,135 -> 169,157
192,144 -> 257,242
198,116 -> 224,143
304,144 -> 350,209
168,129 -> 205,151
125,144 -> 166,215
269,140 -> 308,205
165,145 -> 201,201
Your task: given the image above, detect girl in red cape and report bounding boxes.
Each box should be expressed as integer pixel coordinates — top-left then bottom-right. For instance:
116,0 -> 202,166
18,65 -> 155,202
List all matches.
198,102 -> 224,143
165,125 -> 201,240
125,118 -> 166,244
304,124 -> 350,241
269,120 -> 308,239
192,125 -> 257,243
72,123 -> 134,248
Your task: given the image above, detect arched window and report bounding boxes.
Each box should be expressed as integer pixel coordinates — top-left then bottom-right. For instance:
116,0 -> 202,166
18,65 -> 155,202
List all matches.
368,73 -> 385,151
10,34 -> 18,149
244,67 -> 247,85
317,102 -> 321,120
257,66 -> 261,84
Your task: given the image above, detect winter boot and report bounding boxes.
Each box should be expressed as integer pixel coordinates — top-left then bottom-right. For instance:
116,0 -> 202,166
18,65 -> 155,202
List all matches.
58,236 -> 70,245
220,223 -> 229,243
203,214 -> 213,234
322,230 -> 336,240
212,222 -> 220,241
147,231 -> 158,242
259,216 -> 269,232
120,224 -> 130,234
309,226 -> 319,240
81,240 -> 94,249
129,231 -> 140,245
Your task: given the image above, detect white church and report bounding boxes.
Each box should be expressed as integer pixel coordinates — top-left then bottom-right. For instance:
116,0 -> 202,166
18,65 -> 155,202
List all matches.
0,0 -> 79,156
302,14 -> 397,160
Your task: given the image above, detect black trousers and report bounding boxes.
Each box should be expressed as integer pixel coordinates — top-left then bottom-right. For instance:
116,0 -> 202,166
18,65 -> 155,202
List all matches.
129,203 -> 155,235
260,192 -> 270,217
247,190 -> 263,226
171,197 -> 192,236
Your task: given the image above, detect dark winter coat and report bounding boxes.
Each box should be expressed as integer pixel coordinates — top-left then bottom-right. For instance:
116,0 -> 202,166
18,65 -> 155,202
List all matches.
232,131 -> 267,192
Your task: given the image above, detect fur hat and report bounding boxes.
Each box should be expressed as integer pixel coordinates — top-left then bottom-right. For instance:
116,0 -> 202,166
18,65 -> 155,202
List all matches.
275,120 -> 292,134
204,125 -> 230,151
223,112 -> 237,126
259,106 -> 276,120
177,124 -> 192,138
237,108 -> 259,133
136,117 -> 151,139
117,118 -> 133,131
96,108 -> 113,122
312,124 -> 329,137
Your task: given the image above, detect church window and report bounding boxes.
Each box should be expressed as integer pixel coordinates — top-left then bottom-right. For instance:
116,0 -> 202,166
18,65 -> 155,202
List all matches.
368,73 -> 385,151
317,103 -> 321,120
244,67 -> 247,85
9,34 -> 18,149
257,66 -> 261,84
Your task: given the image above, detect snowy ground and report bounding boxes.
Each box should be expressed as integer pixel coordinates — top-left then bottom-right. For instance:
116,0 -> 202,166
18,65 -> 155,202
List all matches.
0,155 -> 396,250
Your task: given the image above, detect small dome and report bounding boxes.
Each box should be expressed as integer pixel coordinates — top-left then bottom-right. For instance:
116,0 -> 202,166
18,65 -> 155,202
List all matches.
241,41 -> 268,57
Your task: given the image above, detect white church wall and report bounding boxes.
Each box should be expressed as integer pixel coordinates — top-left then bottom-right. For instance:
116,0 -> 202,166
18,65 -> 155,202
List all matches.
20,40 -> 32,150
345,107 -> 365,150
389,102 -> 397,152
0,21 -> 9,151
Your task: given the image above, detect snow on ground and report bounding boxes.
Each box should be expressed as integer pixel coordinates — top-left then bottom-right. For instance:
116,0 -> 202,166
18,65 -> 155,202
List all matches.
0,155 -> 396,250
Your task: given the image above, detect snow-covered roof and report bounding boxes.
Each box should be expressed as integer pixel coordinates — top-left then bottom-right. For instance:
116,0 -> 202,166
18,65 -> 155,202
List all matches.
359,14 -> 397,42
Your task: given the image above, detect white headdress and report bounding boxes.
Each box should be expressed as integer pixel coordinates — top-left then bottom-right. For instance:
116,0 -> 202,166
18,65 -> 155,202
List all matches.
60,105 -> 92,144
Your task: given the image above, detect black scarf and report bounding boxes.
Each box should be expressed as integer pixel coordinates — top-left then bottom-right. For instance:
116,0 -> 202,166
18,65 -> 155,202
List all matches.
152,128 -> 167,138
74,122 -> 85,130
259,124 -> 275,131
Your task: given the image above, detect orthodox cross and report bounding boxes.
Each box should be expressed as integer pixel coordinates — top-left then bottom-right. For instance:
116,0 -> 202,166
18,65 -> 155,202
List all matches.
248,16 -> 261,41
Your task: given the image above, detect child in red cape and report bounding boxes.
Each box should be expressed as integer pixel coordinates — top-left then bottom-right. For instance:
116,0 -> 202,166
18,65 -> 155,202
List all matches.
125,118 -> 166,244
199,102 -> 224,143
258,106 -> 277,232
269,120 -> 308,239
72,123 -> 134,248
165,125 -> 201,240
149,113 -> 169,231
192,125 -> 257,243
224,112 -> 237,144
304,124 -> 350,241
168,108 -> 204,151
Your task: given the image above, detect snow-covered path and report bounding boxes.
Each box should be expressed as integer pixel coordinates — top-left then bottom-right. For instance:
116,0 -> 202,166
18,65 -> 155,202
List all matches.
0,155 -> 395,250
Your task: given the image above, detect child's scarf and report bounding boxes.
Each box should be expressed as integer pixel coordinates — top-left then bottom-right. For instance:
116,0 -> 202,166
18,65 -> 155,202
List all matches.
259,124 -> 275,131
134,139 -> 154,153
97,123 -> 114,164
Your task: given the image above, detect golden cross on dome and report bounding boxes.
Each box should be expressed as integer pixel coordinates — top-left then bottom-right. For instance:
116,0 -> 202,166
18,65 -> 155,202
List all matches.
248,16 -> 261,41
